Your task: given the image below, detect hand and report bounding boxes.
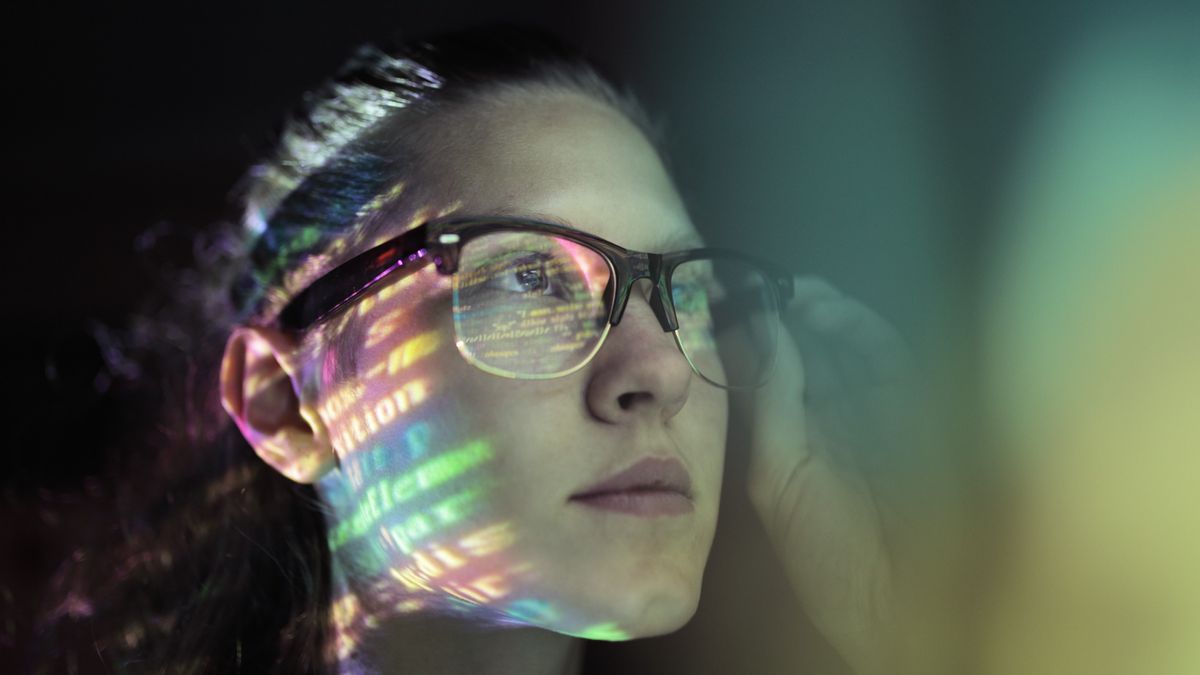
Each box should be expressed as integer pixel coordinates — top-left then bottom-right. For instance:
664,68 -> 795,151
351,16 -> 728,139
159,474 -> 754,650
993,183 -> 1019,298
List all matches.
732,277 -> 955,675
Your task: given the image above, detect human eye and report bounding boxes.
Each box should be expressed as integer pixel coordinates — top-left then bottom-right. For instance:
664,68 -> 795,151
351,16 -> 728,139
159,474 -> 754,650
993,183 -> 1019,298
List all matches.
484,252 -> 567,298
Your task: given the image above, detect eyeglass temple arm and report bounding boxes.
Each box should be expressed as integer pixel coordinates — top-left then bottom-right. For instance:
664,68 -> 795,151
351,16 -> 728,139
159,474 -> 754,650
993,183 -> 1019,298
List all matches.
277,224 -> 433,331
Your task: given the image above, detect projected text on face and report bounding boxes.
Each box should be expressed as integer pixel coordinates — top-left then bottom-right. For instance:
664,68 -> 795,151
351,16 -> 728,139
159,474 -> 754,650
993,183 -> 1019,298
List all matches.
453,231 -> 612,377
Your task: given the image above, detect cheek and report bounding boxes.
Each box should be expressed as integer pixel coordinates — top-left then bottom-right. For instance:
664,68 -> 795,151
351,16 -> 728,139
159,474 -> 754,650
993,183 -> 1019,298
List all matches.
318,371 -> 529,613
687,387 -> 729,488
316,297 -> 566,612
314,272 -> 729,627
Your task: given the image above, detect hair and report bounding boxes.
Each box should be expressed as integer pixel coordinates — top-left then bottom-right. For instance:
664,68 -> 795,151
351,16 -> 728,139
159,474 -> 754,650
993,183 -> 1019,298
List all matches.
35,22 -> 668,674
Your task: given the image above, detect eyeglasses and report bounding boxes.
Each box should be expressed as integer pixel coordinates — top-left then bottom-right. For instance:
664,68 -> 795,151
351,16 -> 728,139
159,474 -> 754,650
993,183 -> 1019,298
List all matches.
270,215 -> 794,389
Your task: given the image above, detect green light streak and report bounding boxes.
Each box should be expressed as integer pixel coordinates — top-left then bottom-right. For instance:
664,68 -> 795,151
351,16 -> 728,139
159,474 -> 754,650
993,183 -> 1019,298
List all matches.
330,440 -> 492,550
574,622 -> 628,641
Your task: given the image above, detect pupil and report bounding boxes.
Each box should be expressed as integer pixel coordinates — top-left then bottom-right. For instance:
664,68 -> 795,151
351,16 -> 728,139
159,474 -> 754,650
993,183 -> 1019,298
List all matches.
516,267 -> 545,291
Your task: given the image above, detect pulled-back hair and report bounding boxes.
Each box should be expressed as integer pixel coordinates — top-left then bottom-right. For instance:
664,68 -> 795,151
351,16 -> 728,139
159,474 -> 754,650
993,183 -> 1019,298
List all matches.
35,22 -> 666,674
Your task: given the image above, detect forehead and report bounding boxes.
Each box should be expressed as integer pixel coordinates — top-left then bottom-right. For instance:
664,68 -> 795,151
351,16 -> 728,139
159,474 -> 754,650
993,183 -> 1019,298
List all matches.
417,88 -> 703,252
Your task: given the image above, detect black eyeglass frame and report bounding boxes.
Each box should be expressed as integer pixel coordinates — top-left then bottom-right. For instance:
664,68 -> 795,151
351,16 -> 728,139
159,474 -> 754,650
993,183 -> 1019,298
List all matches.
270,215 -> 795,388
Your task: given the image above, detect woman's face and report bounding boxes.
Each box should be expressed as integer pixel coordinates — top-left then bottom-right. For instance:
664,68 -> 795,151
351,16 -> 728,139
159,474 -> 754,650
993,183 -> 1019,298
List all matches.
311,89 -> 728,640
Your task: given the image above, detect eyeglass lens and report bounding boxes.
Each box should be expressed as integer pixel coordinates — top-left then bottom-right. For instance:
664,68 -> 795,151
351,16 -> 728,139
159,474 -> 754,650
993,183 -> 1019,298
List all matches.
451,230 -> 778,388
671,257 -> 779,388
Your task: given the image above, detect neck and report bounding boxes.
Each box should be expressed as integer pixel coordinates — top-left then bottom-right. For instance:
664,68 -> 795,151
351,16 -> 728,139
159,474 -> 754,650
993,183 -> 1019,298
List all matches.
330,557 -> 584,675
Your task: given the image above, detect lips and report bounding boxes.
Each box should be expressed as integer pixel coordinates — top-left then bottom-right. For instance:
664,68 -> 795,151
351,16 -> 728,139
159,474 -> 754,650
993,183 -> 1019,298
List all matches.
570,456 -> 693,500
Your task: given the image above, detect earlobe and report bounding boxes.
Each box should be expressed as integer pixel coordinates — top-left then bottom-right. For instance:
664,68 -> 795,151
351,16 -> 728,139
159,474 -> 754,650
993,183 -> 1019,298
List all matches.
219,326 -> 338,484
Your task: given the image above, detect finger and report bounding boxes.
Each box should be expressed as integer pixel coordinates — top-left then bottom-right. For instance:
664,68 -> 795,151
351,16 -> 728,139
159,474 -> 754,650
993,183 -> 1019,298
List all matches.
778,280 -> 887,474
787,321 -> 867,473
783,285 -> 928,488
781,278 -> 860,401
786,275 -> 844,312
783,276 -> 915,386
744,319 -> 810,487
787,312 -> 841,406
805,297 -> 915,385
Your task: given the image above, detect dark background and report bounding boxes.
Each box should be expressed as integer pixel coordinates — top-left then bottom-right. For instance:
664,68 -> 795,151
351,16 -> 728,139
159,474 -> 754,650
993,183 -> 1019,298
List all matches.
4,0 -> 1188,671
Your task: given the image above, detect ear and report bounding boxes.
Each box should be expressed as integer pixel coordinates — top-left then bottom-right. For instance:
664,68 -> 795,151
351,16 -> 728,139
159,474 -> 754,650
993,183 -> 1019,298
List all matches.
220,325 -> 337,484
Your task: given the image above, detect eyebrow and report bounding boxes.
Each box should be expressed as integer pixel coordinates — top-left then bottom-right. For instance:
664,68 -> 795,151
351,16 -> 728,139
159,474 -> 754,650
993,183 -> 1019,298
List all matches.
490,207 -> 706,251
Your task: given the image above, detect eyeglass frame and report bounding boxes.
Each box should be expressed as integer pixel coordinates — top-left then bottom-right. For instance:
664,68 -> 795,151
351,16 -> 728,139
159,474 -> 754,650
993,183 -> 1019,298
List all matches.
267,215 -> 795,389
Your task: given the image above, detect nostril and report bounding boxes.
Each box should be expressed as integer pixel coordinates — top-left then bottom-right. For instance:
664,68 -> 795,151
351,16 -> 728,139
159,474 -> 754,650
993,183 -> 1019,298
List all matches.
617,391 -> 649,410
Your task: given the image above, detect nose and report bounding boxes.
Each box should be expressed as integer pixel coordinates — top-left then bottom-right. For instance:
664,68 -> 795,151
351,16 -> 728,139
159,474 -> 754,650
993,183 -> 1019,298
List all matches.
585,279 -> 693,424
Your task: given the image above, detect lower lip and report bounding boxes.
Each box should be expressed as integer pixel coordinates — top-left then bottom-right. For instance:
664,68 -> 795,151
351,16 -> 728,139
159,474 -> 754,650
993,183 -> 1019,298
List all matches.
569,490 -> 694,517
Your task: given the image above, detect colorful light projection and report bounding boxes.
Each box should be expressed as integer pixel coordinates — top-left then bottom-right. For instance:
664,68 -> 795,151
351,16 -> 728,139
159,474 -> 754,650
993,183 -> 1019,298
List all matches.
452,230 -> 611,377
260,193 -> 786,662
309,246 -> 636,660
328,438 -> 491,552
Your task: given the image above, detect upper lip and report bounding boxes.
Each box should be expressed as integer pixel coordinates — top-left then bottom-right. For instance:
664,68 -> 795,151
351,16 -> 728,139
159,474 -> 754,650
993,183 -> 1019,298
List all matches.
570,457 -> 693,500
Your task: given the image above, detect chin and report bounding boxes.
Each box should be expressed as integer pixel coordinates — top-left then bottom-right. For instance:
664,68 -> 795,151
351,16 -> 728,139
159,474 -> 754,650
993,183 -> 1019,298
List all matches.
570,575 -> 703,641
619,590 -> 701,639
489,570 -> 702,641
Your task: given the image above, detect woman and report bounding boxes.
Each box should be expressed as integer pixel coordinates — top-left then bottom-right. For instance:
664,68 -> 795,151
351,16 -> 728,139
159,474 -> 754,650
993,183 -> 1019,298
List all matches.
42,22 -> 940,675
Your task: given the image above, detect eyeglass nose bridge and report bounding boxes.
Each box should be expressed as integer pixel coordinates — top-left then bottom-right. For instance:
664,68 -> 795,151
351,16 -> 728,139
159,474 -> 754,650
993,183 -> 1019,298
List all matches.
607,252 -> 679,332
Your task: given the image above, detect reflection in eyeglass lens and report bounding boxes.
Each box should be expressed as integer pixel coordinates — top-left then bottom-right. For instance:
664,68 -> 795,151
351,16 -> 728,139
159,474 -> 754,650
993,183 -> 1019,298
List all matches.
673,258 -> 776,388
453,231 -> 611,377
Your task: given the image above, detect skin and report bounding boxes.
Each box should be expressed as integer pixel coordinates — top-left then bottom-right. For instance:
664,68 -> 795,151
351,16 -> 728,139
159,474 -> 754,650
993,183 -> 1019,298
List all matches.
221,86 -> 950,674
223,88 -> 726,674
